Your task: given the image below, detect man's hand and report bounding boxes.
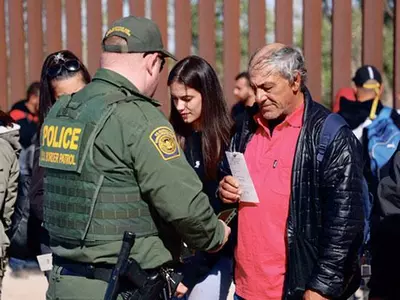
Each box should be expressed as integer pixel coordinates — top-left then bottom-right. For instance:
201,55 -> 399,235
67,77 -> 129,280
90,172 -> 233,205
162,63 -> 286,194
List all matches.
208,220 -> 231,253
174,283 -> 188,298
303,290 -> 328,300
219,176 -> 241,203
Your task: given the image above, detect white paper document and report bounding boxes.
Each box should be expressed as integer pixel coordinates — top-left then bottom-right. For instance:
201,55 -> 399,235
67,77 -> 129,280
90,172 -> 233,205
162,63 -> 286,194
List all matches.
225,151 -> 259,203
37,253 -> 53,271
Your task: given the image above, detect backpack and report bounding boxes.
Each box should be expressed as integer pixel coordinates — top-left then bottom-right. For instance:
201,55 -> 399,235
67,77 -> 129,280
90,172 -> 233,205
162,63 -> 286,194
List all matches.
317,113 -> 372,244
367,107 -> 400,179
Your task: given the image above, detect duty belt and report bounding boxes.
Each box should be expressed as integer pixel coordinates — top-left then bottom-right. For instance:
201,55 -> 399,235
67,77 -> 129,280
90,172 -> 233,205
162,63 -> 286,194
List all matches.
54,256 -> 115,282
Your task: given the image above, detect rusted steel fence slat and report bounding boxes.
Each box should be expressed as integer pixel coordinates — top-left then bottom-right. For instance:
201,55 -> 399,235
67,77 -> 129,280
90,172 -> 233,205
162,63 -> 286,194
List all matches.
87,0 -> 103,75
303,0 -> 322,102
27,0 -> 43,83
9,0 -> 26,104
175,0 -> 192,60
332,0 -> 352,107
248,0 -> 266,56
152,0 -> 169,116
275,0 -> 293,45
108,0 -> 123,26
394,0 -> 400,108
0,0 -> 8,109
46,0 -> 62,54
130,0 -> 145,17
362,0 -> 384,72
199,0 -> 216,68
66,0 -> 82,59
223,0 -> 240,108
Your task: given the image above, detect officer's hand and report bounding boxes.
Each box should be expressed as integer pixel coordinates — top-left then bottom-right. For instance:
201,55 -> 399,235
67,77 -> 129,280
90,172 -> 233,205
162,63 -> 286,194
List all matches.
303,290 -> 328,300
219,176 -> 241,203
208,220 -> 231,253
174,283 -> 188,298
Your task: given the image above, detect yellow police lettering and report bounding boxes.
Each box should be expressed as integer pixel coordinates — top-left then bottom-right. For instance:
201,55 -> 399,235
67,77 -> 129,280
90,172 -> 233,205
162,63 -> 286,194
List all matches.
53,126 -> 61,148
42,125 -> 48,146
45,151 -> 59,163
62,127 -> 73,149
42,125 -> 82,150
59,153 -> 76,165
56,127 -> 66,148
70,128 -> 81,150
46,125 -> 55,147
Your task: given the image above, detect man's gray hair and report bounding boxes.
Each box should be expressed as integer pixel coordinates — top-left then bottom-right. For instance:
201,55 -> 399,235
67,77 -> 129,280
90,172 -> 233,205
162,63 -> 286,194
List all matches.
249,46 -> 308,91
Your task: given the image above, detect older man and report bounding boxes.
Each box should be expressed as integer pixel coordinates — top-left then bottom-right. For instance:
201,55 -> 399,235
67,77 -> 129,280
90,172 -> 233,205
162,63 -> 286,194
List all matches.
219,44 -> 365,299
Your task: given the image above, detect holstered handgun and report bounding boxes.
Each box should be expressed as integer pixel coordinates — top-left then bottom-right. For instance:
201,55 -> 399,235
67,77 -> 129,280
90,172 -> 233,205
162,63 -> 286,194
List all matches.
104,231 -> 183,300
122,260 -> 183,300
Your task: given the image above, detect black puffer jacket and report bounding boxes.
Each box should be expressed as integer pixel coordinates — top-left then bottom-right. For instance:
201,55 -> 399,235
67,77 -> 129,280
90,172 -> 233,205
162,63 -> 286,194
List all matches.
220,89 -> 365,299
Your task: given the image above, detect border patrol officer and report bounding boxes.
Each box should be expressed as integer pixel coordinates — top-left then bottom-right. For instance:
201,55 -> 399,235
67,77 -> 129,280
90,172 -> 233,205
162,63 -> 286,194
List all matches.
40,16 -> 230,300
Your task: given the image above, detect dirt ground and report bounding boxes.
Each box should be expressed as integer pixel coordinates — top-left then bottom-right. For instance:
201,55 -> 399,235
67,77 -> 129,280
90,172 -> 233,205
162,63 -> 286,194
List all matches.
3,266 -> 48,300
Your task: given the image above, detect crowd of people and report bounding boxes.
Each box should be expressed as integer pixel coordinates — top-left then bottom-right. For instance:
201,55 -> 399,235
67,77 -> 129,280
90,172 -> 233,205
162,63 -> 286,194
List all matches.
0,14 -> 400,300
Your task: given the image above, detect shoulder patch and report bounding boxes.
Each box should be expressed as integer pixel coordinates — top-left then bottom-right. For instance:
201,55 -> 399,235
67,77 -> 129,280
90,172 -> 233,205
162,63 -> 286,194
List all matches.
149,126 -> 180,161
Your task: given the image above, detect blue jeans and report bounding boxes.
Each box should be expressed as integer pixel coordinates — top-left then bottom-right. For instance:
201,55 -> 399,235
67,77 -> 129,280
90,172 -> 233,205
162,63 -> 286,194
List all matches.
234,294 -> 245,300
174,255 -> 233,300
8,257 -> 40,271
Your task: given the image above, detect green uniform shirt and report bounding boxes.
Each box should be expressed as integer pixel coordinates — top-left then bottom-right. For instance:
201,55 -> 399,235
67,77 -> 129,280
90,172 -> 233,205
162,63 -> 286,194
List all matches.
49,69 -> 224,269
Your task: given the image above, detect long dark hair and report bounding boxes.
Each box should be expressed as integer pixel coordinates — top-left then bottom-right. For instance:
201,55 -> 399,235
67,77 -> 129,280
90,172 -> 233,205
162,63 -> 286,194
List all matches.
39,50 -> 91,127
168,55 -> 232,180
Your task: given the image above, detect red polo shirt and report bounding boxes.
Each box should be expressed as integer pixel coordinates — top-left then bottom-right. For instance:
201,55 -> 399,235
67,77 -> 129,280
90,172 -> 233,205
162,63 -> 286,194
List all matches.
235,103 -> 304,299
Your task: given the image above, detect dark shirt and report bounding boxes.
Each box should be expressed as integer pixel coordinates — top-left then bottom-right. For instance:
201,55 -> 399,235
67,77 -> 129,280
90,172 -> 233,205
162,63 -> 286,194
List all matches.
180,131 -> 232,289
231,102 -> 246,131
9,100 -> 39,148
184,131 -> 221,213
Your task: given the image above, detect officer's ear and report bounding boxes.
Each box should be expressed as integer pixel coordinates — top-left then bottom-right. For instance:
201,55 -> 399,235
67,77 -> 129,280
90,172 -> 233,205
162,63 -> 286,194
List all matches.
144,52 -> 159,76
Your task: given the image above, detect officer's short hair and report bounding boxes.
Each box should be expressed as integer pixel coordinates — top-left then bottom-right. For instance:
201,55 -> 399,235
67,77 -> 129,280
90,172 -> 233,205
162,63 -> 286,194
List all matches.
103,35 -> 128,47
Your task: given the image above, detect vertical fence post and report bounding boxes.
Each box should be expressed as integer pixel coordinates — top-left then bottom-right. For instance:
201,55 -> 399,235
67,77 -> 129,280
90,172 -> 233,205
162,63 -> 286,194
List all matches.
248,0 -> 266,56
151,0 -> 169,115
175,0 -> 192,60
362,0 -> 384,72
275,0 -> 293,45
130,0 -> 145,16
66,0 -> 82,59
0,0 -> 8,109
9,0 -> 26,104
332,0 -> 352,107
27,0 -> 43,83
394,0 -> 400,108
223,0 -> 240,107
87,0 -> 103,75
303,0 -> 322,102
108,0 -> 123,26
199,0 -> 216,68
45,0 -> 62,54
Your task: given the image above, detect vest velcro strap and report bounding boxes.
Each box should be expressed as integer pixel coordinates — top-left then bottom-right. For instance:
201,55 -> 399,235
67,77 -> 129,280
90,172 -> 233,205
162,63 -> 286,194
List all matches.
46,200 -> 151,219
46,187 -> 142,204
46,215 -> 157,239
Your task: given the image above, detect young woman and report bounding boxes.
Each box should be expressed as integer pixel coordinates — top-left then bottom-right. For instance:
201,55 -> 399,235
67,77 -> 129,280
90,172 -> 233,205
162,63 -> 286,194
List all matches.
168,56 -> 233,300
0,110 -> 20,294
28,50 -> 91,277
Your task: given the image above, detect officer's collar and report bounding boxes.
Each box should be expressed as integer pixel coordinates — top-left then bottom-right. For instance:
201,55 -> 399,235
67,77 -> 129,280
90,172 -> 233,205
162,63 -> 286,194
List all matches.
92,68 -> 160,107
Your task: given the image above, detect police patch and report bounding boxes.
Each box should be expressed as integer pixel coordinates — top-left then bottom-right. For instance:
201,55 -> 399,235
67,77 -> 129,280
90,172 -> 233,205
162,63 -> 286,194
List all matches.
149,127 -> 180,160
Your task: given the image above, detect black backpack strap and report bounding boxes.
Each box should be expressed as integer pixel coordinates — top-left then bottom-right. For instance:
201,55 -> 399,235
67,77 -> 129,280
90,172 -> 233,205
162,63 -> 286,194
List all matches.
317,113 -> 349,163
